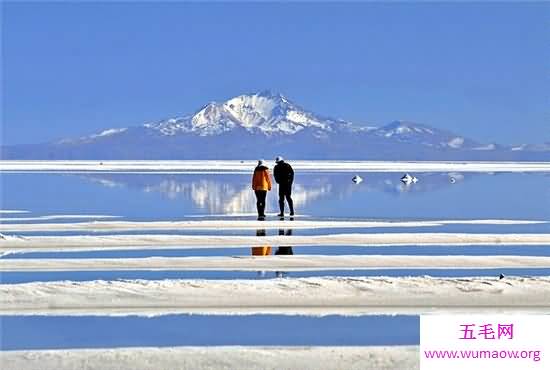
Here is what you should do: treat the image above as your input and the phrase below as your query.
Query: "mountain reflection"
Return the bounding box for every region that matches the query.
[82,174,334,214]
[142,179,332,213]
[79,172,472,214]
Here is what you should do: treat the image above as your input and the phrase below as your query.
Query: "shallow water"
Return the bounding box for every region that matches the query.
[0,314,419,350]
[6,222,550,237]
[2,268,549,284]
[5,244,550,259]
[1,170,549,349]
[2,172,549,220]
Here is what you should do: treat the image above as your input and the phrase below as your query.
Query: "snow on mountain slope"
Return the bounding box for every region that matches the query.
[22,90,548,160]
[143,102,239,136]
[143,90,349,137]
[73,92,479,149]
[58,128,129,144]
[373,120,479,149]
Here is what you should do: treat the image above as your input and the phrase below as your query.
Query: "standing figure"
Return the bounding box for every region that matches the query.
[273,156,295,217]
[251,159,272,220]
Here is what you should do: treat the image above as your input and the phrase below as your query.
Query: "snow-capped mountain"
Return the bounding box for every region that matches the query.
[2,90,549,160]
[143,90,349,137]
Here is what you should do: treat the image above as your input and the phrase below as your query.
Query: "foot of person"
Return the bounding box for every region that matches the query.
[277,213,284,217]
[290,212,295,216]
[257,216,265,221]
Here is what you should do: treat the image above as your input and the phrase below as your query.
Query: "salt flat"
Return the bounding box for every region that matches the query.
[0,210,29,214]
[0,214,121,222]
[0,346,419,370]
[2,255,550,272]
[0,218,545,232]
[2,276,549,316]
[1,160,549,173]
[2,232,549,255]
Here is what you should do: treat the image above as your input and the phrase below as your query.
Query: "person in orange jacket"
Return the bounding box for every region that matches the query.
[251,159,272,220]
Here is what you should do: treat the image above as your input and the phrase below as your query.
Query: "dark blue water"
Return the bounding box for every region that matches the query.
[0,314,419,350]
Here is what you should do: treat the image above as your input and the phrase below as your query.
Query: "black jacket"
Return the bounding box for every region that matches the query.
[274,161,294,185]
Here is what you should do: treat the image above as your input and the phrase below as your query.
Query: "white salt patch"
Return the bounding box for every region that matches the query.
[1,276,549,316]
[1,233,549,255]
[0,346,419,370]
[2,255,549,272]
[0,218,545,232]
[1,160,550,173]
[0,214,121,222]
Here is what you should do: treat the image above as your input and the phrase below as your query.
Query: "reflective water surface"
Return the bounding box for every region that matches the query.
[2,172,549,220]
[0,314,419,350]
[1,170,549,349]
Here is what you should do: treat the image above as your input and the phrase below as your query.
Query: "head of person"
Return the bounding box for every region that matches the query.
[257,159,266,168]
[275,156,284,164]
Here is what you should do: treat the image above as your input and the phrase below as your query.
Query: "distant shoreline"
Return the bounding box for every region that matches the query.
[1,160,550,173]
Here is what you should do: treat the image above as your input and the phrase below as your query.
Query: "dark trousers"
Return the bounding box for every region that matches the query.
[255,190,267,217]
[278,184,294,214]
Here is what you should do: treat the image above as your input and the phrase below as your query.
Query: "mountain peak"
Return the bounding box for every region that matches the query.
[7,90,550,160]
[255,89,285,99]
[227,90,292,110]
[377,120,435,136]
[385,120,429,130]
[144,90,344,137]
[69,92,481,151]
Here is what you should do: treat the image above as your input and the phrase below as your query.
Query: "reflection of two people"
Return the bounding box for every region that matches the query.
[252,229,294,277]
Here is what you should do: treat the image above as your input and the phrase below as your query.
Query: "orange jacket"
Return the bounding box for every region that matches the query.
[252,166,272,191]
[251,246,272,256]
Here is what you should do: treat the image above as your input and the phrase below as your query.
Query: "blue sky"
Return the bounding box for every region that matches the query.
[2,2,548,145]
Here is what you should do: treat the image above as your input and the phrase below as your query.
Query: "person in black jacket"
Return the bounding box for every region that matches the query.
[273,156,295,217]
